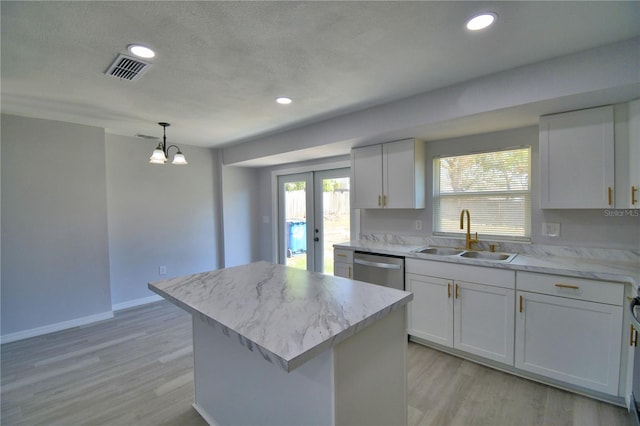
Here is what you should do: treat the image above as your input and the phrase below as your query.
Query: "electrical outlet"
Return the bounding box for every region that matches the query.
[415,220,422,231]
[542,223,560,237]
[159,265,167,275]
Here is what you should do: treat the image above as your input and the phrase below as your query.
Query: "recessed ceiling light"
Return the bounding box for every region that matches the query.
[128,44,155,59]
[466,13,497,31]
[276,97,292,105]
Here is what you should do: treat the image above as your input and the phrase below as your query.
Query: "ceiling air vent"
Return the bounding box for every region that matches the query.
[105,54,151,81]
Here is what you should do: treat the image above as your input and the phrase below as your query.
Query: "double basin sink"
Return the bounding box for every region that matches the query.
[412,247,517,263]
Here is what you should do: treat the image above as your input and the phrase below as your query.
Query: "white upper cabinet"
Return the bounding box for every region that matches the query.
[539,105,614,208]
[352,139,424,209]
[352,144,383,209]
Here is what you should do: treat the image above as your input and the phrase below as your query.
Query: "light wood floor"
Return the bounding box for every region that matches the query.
[1,301,629,425]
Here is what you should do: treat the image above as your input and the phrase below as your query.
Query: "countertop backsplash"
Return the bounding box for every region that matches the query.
[357,233,640,266]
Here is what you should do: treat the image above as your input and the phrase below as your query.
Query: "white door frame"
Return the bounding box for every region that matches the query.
[271,160,354,265]
[312,168,350,273]
[277,172,314,268]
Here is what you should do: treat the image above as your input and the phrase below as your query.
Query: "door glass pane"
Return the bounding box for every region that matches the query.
[321,177,350,274]
[284,180,307,270]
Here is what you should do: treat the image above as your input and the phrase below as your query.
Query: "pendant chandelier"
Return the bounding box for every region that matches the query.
[149,122,187,165]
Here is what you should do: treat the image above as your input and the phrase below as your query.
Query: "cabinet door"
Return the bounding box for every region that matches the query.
[539,105,614,208]
[454,281,515,365]
[406,273,453,347]
[383,139,424,209]
[515,291,622,395]
[352,145,383,209]
[629,99,640,208]
[334,262,352,279]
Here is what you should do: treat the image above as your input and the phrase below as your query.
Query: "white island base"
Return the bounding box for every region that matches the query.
[191,307,408,426]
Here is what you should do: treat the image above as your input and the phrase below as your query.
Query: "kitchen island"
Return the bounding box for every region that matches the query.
[148,261,413,426]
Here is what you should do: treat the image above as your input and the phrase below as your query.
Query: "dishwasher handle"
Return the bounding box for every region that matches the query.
[353,258,402,270]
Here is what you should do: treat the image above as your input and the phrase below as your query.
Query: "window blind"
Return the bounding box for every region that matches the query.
[434,147,531,240]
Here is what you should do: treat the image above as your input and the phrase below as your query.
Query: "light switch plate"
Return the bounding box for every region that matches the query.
[415,220,422,230]
[542,222,560,237]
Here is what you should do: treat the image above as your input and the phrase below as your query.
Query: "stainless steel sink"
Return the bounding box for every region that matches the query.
[459,251,517,262]
[412,247,517,262]
[414,247,464,256]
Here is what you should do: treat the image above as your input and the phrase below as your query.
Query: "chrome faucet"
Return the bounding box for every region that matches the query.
[460,209,479,250]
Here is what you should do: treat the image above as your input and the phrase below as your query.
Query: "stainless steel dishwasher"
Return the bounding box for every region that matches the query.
[353,251,405,290]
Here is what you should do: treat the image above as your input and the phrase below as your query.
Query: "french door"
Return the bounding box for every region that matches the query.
[277,168,350,274]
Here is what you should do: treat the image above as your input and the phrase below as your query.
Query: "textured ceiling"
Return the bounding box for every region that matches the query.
[2,1,640,153]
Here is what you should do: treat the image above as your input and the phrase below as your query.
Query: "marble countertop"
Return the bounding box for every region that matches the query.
[335,240,640,288]
[148,261,412,372]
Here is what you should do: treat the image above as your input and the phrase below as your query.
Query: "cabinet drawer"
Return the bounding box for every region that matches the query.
[334,249,354,263]
[516,271,623,305]
[406,258,514,289]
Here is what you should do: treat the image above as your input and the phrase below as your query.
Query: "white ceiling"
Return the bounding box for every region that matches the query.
[2,1,640,164]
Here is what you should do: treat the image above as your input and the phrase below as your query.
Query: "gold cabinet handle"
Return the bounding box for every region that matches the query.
[555,283,580,290]
[383,195,387,206]
[447,282,451,299]
[633,186,638,205]
[348,266,352,279]
[608,187,613,206]
[455,284,459,299]
[631,324,638,347]
[378,195,382,206]
[519,295,523,313]
[336,253,347,258]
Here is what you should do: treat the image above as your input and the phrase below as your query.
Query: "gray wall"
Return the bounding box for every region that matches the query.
[1,115,112,335]
[1,114,223,338]
[106,134,221,306]
[221,165,260,267]
[361,123,640,250]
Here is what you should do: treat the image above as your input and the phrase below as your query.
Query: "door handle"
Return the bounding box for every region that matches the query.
[630,297,640,330]
[314,237,319,242]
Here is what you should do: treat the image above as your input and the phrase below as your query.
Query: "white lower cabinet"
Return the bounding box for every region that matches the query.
[333,248,353,279]
[406,260,627,398]
[515,272,624,396]
[406,274,453,347]
[455,281,514,364]
[406,259,515,365]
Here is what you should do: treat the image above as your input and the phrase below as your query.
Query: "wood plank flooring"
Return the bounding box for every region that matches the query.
[1,301,629,425]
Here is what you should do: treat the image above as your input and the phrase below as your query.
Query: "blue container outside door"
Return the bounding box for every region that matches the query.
[286,220,306,256]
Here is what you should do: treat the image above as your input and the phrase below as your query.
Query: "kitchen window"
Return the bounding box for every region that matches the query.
[433,147,531,240]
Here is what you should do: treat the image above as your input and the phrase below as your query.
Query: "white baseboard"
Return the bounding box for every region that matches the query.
[0,311,114,344]
[112,294,163,312]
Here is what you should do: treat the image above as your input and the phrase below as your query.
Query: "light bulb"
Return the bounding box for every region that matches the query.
[149,148,167,164]
[172,152,188,165]
[466,13,496,31]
